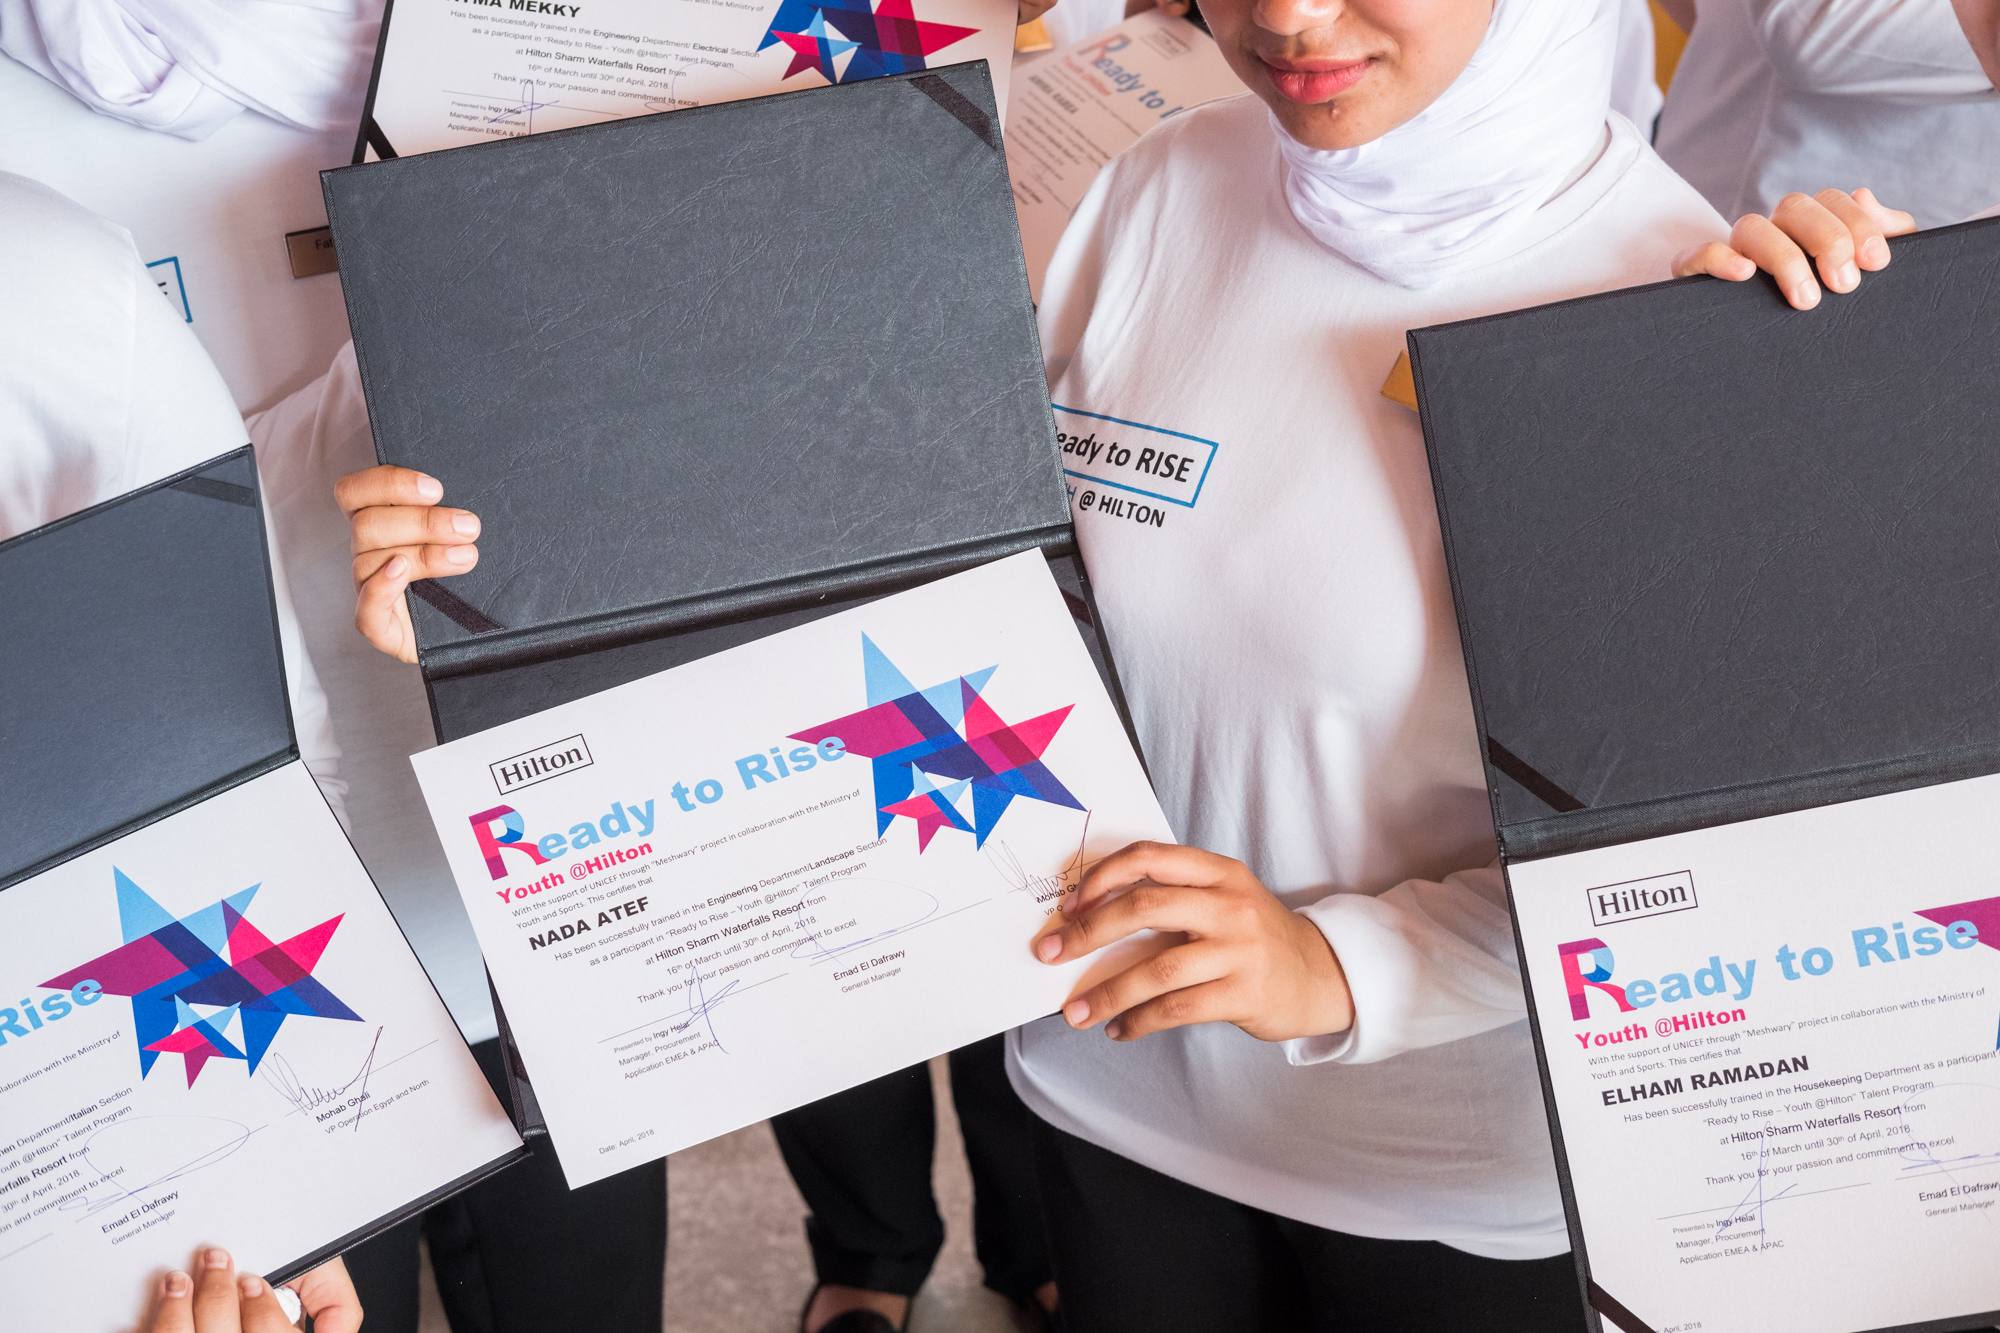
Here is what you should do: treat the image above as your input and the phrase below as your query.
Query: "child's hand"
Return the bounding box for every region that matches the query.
[336,464,481,663]
[1673,188,1917,310]
[145,1249,360,1333]
[1035,842,1353,1043]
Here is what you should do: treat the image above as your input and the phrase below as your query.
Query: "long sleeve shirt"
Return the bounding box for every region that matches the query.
[1006,97,1724,1258]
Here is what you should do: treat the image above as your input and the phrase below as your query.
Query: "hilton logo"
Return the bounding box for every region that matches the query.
[1587,870,1697,927]
[491,734,593,796]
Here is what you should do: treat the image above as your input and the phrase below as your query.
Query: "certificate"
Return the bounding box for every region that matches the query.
[0,764,523,1332]
[367,0,1021,158]
[1511,776,2000,1333]
[410,552,1172,1187]
[1004,9,1242,299]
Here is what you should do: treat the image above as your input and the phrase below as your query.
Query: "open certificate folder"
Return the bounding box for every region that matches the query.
[0,451,523,1332]
[1409,217,2000,1333]
[410,552,1172,1187]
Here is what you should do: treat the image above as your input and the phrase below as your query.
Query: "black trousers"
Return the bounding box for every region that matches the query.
[768,1034,1051,1304]
[1029,1115,1590,1333]
[343,1038,668,1333]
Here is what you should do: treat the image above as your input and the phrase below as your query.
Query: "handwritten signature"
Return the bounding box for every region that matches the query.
[488,79,557,133]
[261,1027,383,1133]
[789,884,939,966]
[986,811,1097,908]
[65,1115,261,1217]
[670,959,739,1054]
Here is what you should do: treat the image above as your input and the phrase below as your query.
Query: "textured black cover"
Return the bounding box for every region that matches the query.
[1411,217,2000,863]
[0,447,528,1259]
[323,61,1068,683]
[0,449,294,889]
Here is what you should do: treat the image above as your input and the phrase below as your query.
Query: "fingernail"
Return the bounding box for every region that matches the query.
[415,474,443,502]
[1063,999,1090,1026]
[164,1272,191,1296]
[1036,934,1062,962]
[1863,237,1889,266]
[205,1248,231,1269]
[445,545,476,566]
[385,554,408,579]
[1836,262,1858,290]
[451,512,480,536]
[241,1276,265,1299]
[1105,1019,1123,1039]
[1792,283,1820,309]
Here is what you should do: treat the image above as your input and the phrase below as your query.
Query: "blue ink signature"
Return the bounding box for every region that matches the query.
[789,885,939,966]
[489,80,558,133]
[1710,1127,1811,1241]
[1892,1081,2000,1182]
[61,1115,261,1217]
[670,958,740,1054]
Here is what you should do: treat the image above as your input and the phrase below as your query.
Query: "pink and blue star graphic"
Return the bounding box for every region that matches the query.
[759,0,978,85]
[41,871,360,1087]
[790,636,1082,851]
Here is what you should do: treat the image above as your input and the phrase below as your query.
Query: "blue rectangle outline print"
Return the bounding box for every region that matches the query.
[1053,405,1219,509]
[146,256,191,323]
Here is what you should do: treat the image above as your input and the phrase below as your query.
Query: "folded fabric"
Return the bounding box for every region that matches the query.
[0,0,380,140]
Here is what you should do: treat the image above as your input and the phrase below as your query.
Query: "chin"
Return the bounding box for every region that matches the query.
[1267,101,1363,152]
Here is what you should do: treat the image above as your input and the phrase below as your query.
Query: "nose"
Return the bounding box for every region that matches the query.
[1249,0,1346,39]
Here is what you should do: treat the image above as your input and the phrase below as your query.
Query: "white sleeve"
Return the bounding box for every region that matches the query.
[1751,0,1995,101]
[1285,862,1527,1065]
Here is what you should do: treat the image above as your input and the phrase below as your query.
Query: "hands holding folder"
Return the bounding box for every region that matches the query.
[328,185,1914,1063]
[142,1252,359,1333]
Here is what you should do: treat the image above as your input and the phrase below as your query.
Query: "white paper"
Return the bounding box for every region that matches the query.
[410,552,1172,1187]
[368,0,1020,159]
[1004,10,1242,300]
[0,763,522,1332]
[1510,776,2000,1333]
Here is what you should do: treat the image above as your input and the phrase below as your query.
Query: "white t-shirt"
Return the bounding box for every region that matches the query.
[0,170,341,808]
[1656,0,2000,228]
[1006,96,1724,1260]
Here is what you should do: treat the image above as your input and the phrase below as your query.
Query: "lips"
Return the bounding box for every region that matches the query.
[1260,57,1372,104]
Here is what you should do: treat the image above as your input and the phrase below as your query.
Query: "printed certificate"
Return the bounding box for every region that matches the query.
[410,552,1172,1187]
[1512,776,2000,1333]
[368,0,1020,158]
[1004,9,1242,299]
[0,764,522,1332]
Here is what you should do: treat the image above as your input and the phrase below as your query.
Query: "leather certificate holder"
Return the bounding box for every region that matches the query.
[1412,217,2000,864]
[324,62,1140,1131]
[0,448,527,1277]
[1409,217,2000,1333]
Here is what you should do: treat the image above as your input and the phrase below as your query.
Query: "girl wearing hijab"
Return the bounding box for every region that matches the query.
[335,1,1904,1326]
[1010,0,1908,1328]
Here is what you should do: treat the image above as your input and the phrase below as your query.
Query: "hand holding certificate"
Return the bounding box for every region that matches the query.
[411,553,1174,1186]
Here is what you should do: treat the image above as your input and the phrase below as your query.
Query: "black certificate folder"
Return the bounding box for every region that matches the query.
[1411,218,2000,1333]
[322,60,1132,748]
[0,450,525,1311]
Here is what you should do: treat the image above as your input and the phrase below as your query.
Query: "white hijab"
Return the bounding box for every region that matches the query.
[0,0,380,141]
[1273,0,1618,288]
